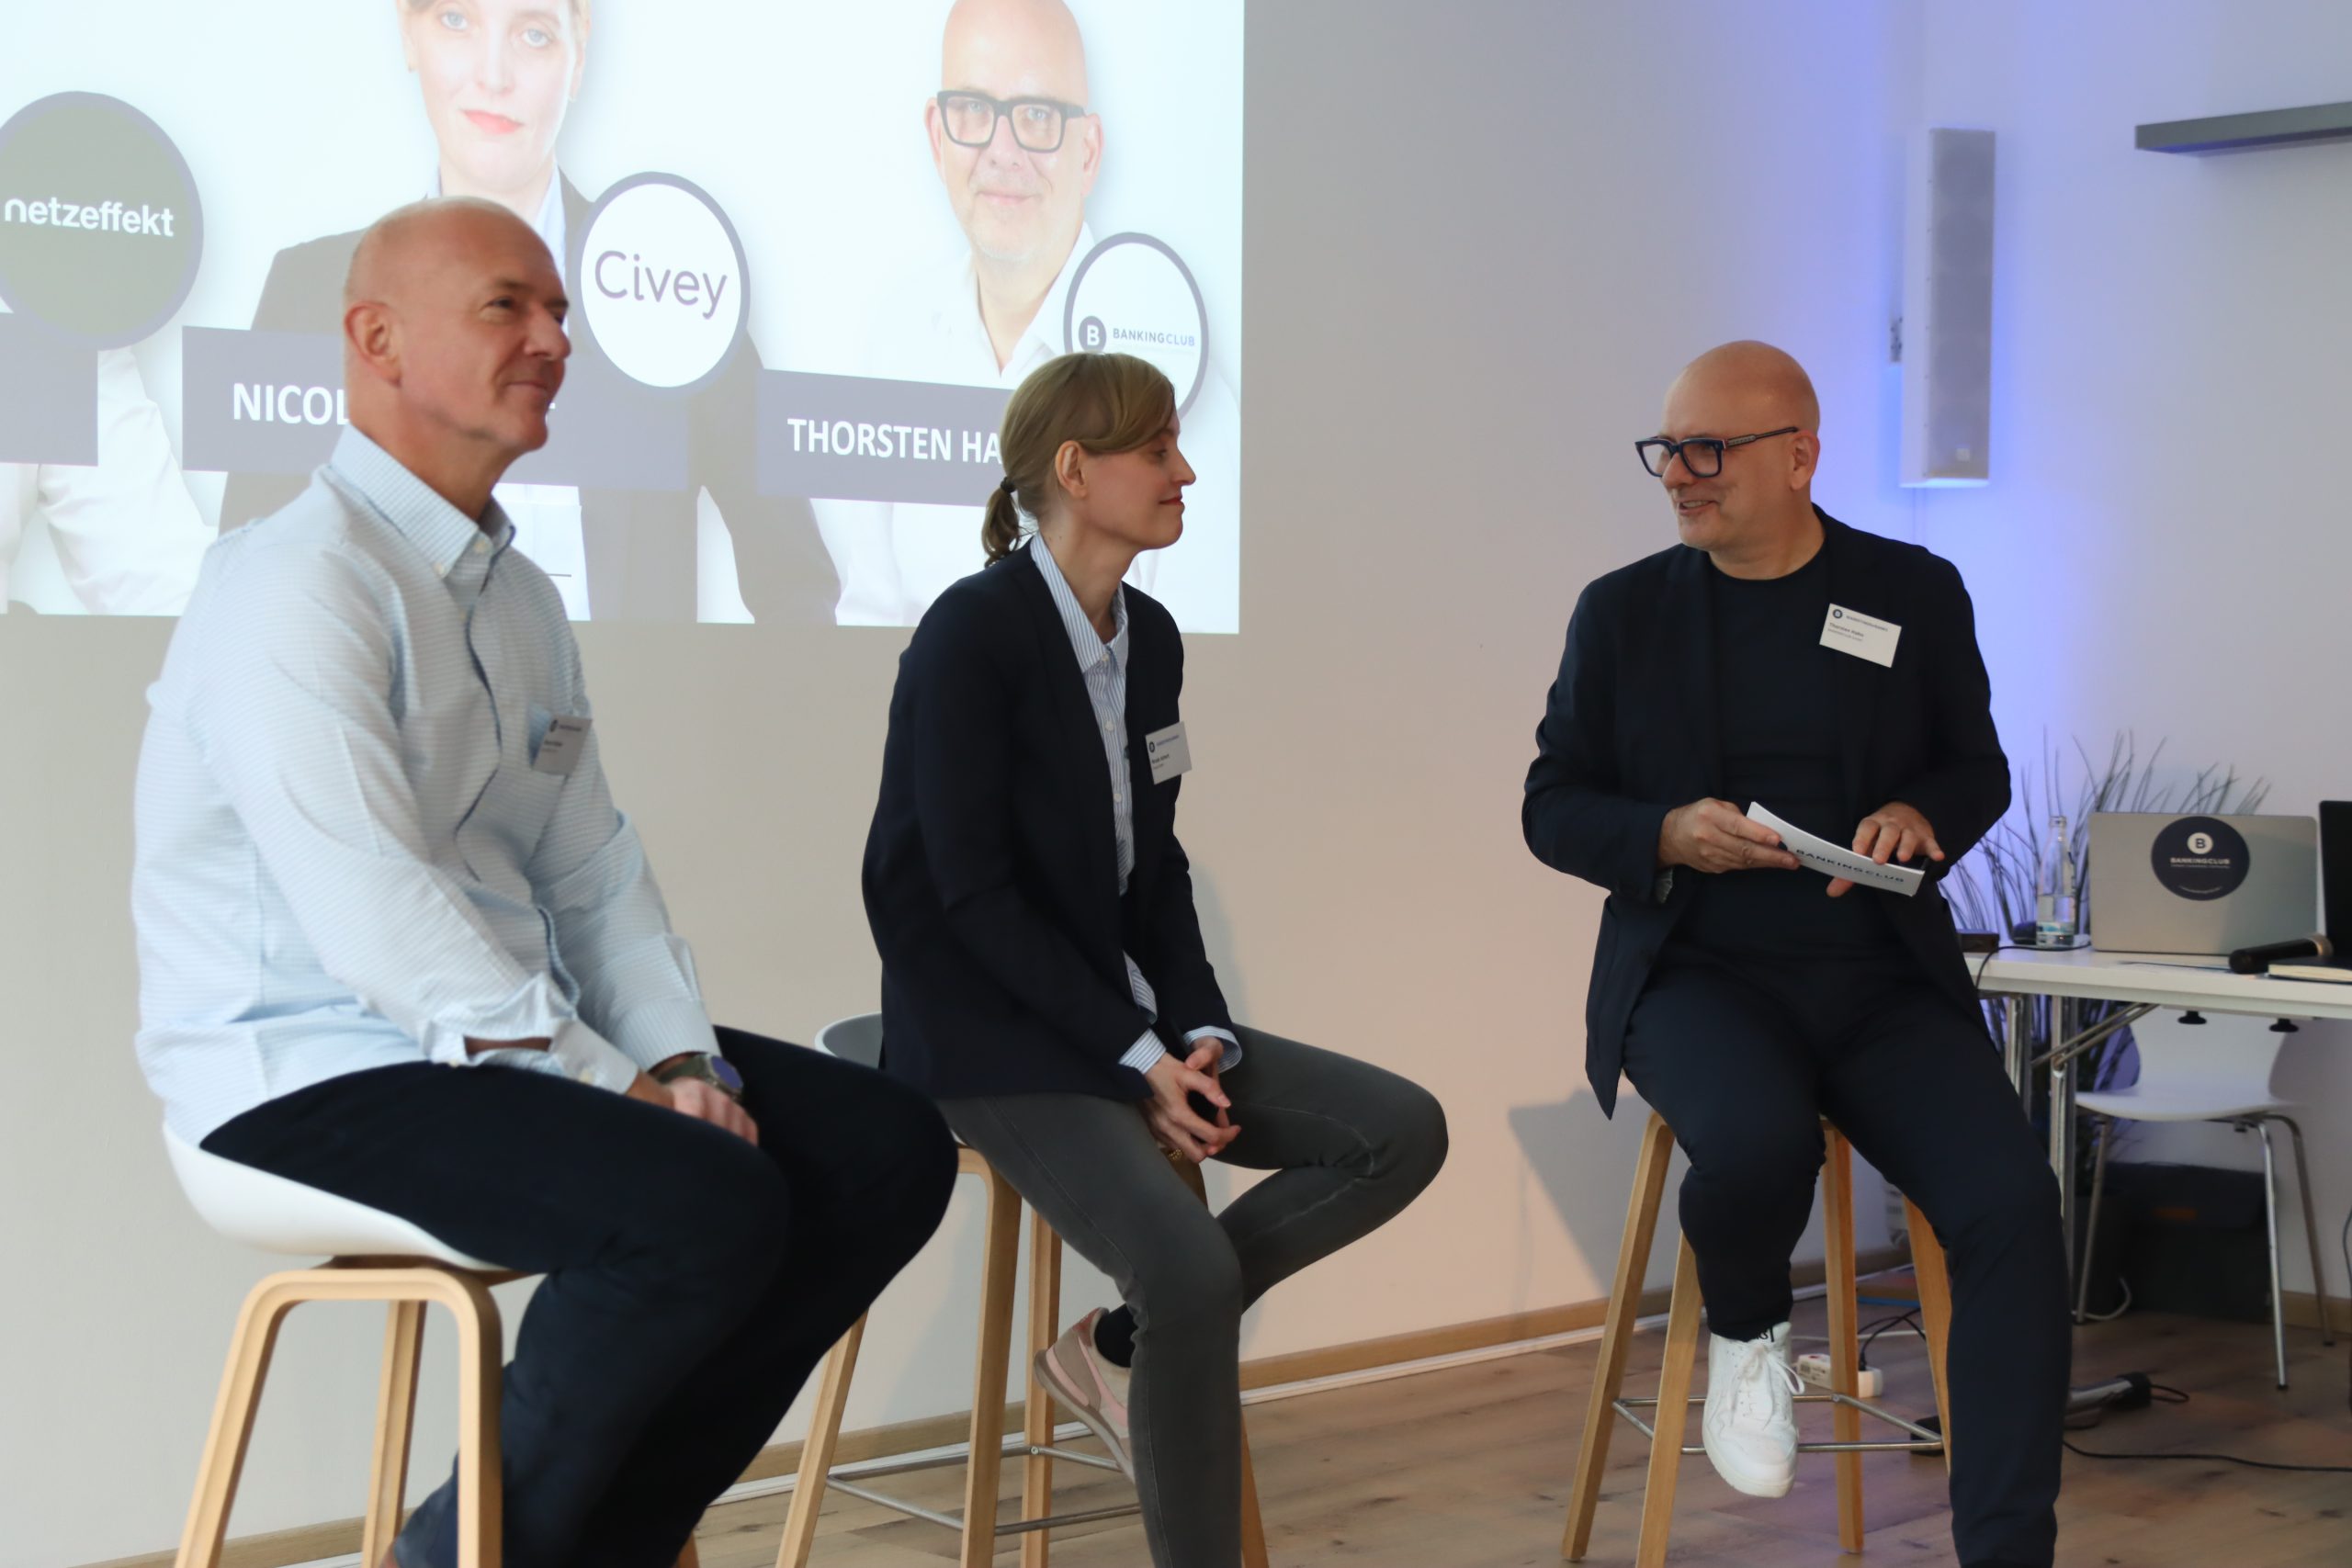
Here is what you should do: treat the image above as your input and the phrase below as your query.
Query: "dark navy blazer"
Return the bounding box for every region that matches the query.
[1523,510,2011,1114]
[864,549,1233,1100]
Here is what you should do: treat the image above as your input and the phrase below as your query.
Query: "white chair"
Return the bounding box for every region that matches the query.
[777,1014,1271,1568]
[2075,1010,2337,1387]
[164,1128,701,1568]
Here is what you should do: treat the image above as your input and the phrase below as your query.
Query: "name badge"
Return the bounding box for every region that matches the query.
[1144,721,1193,784]
[532,715,593,776]
[1820,604,1902,668]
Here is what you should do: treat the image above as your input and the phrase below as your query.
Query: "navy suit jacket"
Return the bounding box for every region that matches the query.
[1522,510,2010,1114]
[863,548,1233,1100]
[220,177,838,623]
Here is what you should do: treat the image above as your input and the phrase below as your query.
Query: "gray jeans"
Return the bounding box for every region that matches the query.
[941,1026,1448,1568]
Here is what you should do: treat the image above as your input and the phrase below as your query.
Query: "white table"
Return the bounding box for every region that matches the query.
[1973,946,2352,1274]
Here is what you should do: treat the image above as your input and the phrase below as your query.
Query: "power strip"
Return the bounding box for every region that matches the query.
[1795,1352,1884,1399]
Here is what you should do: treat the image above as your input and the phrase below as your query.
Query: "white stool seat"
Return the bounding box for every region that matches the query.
[2076,1086,2287,1122]
[164,1127,497,1270]
[812,1012,884,1069]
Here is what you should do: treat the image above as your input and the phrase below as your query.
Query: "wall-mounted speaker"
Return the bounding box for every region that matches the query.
[1899,127,1996,487]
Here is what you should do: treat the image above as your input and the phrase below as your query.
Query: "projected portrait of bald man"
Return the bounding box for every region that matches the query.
[926,0,1102,376]
[823,0,1240,631]
[220,0,837,624]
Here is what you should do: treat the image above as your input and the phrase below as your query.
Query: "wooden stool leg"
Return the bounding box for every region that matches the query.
[441,1272,505,1568]
[1822,1131,1864,1555]
[1021,1213,1064,1568]
[362,1301,428,1568]
[962,1164,1023,1568]
[1905,1198,1955,1470]
[1563,1111,1677,1561]
[1238,1414,1271,1568]
[175,1277,304,1568]
[775,1315,868,1568]
[1634,1235,1704,1568]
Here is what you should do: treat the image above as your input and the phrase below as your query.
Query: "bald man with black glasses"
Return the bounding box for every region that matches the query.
[1523,342,2068,1568]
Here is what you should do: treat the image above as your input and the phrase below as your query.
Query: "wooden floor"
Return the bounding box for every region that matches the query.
[694,1299,2352,1568]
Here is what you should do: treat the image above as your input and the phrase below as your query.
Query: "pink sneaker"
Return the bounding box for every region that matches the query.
[1033,1307,1136,1479]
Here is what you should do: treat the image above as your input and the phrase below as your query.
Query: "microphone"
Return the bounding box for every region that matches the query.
[2228,934,2333,975]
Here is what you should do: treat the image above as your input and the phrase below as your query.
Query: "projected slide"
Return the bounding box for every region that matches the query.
[0,1,1243,628]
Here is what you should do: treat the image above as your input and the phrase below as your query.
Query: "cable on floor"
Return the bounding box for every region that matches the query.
[2064,1382,2352,1473]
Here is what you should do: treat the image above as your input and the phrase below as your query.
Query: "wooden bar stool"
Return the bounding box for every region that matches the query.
[1561,1112,1954,1566]
[777,1015,1271,1568]
[164,1128,700,1568]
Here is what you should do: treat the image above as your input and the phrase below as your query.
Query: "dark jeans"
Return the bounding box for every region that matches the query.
[1620,951,2069,1568]
[202,1028,956,1568]
[940,1026,1448,1568]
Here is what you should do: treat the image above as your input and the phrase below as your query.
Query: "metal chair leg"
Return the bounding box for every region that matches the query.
[2253,1120,2289,1389]
[2075,1116,2112,1323]
[2273,1115,2337,1344]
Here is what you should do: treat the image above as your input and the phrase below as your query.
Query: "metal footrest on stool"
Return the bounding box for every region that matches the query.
[820,1434,1141,1537]
[1613,1390,1944,1456]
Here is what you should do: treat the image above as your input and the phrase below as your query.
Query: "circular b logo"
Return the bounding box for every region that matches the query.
[573,174,746,392]
[0,93,203,347]
[2150,816,2250,902]
[1063,232,1209,414]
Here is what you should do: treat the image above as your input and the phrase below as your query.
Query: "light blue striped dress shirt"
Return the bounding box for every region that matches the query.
[133,428,716,1144]
[1024,537,1238,1077]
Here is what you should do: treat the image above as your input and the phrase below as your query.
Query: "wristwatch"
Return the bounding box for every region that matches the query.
[653,1054,746,1103]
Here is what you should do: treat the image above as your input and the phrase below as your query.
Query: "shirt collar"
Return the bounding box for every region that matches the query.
[326,426,512,579]
[954,221,1096,382]
[1026,533,1126,672]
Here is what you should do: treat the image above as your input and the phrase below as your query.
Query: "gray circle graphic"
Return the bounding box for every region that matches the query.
[568,171,750,397]
[1062,231,1209,415]
[0,93,204,348]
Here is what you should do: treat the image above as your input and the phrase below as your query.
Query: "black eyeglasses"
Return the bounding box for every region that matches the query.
[935,90,1090,152]
[1634,426,1801,479]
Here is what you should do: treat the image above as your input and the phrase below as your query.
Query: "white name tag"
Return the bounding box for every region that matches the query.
[1144,721,1193,784]
[1820,604,1902,667]
[531,715,593,776]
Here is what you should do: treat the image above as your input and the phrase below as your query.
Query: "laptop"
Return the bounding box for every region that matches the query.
[2268,800,2352,982]
[2088,812,2316,956]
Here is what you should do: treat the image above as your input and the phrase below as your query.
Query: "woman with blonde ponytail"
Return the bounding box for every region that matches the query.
[861,353,1448,1568]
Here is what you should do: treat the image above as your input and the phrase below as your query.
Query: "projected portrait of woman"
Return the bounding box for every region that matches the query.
[220,0,837,624]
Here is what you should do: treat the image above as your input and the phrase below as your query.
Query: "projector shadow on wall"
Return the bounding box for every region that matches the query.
[1508,1093,1688,1309]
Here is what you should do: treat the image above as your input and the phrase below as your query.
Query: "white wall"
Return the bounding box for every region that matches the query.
[3,4,1941,1562]
[1911,0,2352,1301]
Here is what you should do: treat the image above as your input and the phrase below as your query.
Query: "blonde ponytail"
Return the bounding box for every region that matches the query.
[980,477,1025,565]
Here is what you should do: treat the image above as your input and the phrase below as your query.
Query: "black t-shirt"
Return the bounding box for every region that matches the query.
[1669,549,1902,961]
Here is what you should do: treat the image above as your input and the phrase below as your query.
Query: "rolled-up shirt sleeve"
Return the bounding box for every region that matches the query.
[186,545,634,1085]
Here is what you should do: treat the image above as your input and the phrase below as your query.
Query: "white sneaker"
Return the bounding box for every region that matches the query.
[1701,1321,1801,1498]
